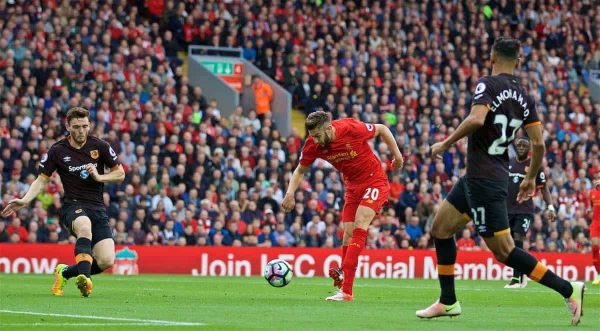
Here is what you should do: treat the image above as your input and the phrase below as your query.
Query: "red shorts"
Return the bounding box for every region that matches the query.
[341,178,390,223]
[591,219,600,238]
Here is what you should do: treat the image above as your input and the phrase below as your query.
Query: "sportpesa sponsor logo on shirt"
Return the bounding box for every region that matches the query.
[68,163,98,172]
[509,171,526,183]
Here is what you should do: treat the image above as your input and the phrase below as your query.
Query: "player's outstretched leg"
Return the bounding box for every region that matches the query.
[489,235,585,326]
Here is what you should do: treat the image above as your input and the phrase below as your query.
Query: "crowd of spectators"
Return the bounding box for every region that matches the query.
[0,0,599,254]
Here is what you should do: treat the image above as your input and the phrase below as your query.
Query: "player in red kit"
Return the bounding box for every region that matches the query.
[281,111,403,301]
[590,172,600,285]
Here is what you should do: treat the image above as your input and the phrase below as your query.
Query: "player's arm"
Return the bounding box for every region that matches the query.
[541,181,556,221]
[1,175,50,217]
[375,124,403,169]
[281,164,310,212]
[3,148,57,217]
[430,105,488,159]
[87,164,126,183]
[283,139,316,212]
[538,170,556,221]
[517,123,545,203]
[541,181,553,208]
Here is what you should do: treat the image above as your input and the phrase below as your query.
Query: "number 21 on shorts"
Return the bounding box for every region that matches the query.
[363,188,379,201]
[471,207,485,226]
[471,207,487,233]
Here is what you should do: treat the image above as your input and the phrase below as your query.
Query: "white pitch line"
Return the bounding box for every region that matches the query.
[0,323,162,326]
[0,310,206,326]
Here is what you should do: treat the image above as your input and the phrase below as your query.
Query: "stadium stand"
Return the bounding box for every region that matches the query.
[0,0,598,254]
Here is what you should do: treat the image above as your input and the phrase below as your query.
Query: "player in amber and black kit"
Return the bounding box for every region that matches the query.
[1,107,125,297]
[505,136,555,288]
[415,37,585,326]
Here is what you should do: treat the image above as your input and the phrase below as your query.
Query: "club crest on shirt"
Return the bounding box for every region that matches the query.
[90,150,99,159]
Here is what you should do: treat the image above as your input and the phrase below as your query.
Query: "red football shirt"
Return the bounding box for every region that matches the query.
[299,119,386,188]
[591,189,600,222]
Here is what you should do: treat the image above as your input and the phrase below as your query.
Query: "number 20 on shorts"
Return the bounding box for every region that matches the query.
[363,188,379,201]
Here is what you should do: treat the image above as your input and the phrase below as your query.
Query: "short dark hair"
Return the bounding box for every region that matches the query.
[515,135,530,143]
[65,107,90,124]
[492,37,520,60]
[305,111,330,131]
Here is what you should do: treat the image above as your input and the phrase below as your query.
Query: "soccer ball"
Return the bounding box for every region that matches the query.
[263,259,293,287]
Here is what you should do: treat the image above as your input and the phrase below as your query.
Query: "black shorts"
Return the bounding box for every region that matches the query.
[508,214,533,235]
[446,177,509,238]
[60,202,113,247]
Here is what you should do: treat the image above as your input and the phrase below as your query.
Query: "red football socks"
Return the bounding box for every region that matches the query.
[341,245,348,266]
[341,228,367,295]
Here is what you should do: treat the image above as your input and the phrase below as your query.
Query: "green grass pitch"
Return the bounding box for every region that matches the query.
[1,274,598,330]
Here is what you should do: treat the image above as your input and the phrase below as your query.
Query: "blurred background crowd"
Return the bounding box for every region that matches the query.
[0,0,599,254]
